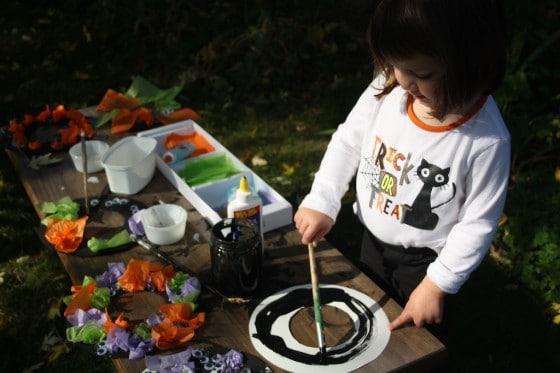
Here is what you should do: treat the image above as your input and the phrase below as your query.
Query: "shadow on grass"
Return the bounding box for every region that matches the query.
[447,258,560,371]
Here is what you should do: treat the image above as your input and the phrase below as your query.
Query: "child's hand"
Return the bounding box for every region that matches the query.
[294,207,334,245]
[388,276,446,331]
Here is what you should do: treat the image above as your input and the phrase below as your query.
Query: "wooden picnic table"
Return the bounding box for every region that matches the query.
[4,123,446,372]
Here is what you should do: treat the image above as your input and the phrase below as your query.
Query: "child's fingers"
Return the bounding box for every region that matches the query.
[388,310,415,331]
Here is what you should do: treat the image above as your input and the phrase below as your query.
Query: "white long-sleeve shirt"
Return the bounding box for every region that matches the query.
[300,78,510,294]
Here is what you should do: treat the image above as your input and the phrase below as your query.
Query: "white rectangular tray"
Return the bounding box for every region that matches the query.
[138,120,293,232]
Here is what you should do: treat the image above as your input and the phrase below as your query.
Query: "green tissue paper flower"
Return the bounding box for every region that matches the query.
[87,229,132,253]
[66,321,106,344]
[91,287,111,310]
[37,196,80,225]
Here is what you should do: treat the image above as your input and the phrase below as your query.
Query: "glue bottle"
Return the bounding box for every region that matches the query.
[227,176,264,243]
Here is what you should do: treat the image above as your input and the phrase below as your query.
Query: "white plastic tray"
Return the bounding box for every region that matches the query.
[138,120,293,233]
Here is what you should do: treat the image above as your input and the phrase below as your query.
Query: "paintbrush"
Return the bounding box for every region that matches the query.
[80,132,89,215]
[308,242,327,359]
[129,233,179,268]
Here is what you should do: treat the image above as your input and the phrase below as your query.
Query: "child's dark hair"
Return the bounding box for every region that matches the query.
[368,0,506,119]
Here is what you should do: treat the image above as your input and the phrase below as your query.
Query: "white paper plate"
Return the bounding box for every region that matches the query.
[249,284,390,372]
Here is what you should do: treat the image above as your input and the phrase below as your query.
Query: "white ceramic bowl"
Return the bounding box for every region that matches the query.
[142,204,188,245]
[69,140,109,173]
[101,136,157,195]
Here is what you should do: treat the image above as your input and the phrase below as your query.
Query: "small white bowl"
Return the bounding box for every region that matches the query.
[69,140,109,173]
[101,136,157,195]
[142,204,187,245]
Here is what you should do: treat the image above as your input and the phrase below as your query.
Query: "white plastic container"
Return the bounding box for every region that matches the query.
[69,140,109,173]
[142,204,188,245]
[227,176,264,239]
[141,204,187,245]
[101,136,157,195]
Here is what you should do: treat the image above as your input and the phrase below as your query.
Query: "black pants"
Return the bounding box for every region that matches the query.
[359,229,453,345]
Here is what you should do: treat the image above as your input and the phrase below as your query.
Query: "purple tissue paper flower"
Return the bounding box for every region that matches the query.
[128,334,155,360]
[128,209,146,236]
[96,262,125,289]
[146,313,163,327]
[106,326,131,353]
[165,276,201,303]
[183,276,201,293]
[66,308,106,327]
[224,349,244,372]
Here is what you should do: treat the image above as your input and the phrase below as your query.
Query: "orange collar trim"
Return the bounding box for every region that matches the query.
[407,94,487,132]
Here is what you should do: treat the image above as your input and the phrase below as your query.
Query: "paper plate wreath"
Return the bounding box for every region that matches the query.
[3,104,95,154]
[62,259,205,360]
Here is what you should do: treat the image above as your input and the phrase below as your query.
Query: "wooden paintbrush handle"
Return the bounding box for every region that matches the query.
[308,242,327,357]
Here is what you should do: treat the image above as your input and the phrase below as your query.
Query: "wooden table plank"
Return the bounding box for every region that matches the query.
[5,135,446,372]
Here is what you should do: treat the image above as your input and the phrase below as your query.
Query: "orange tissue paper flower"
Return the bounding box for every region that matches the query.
[52,104,67,122]
[151,318,196,351]
[118,259,176,292]
[110,107,136,134]
[160,303,194,324]
[135,107,154,126]
[151,303,205,350]
[35,105,52,122]
[44,216,88,253]
[103,310,130,333]
[109,107,155,135]
[22,114,34,126]
[96,88,141,112]
[64,281,96,317]
[28,140,43,151]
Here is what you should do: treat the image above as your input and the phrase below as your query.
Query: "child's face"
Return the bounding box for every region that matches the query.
[390,55,443,110]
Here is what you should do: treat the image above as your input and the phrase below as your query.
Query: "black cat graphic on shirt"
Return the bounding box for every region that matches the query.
[403,159,456,230]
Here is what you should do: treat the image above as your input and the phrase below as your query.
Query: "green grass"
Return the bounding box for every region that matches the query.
[1,1,560,372]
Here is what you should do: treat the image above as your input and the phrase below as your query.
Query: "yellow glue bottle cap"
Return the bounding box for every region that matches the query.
[239,176,250,193]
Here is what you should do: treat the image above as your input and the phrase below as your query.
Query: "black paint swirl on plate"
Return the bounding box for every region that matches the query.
[251,287,374,365]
